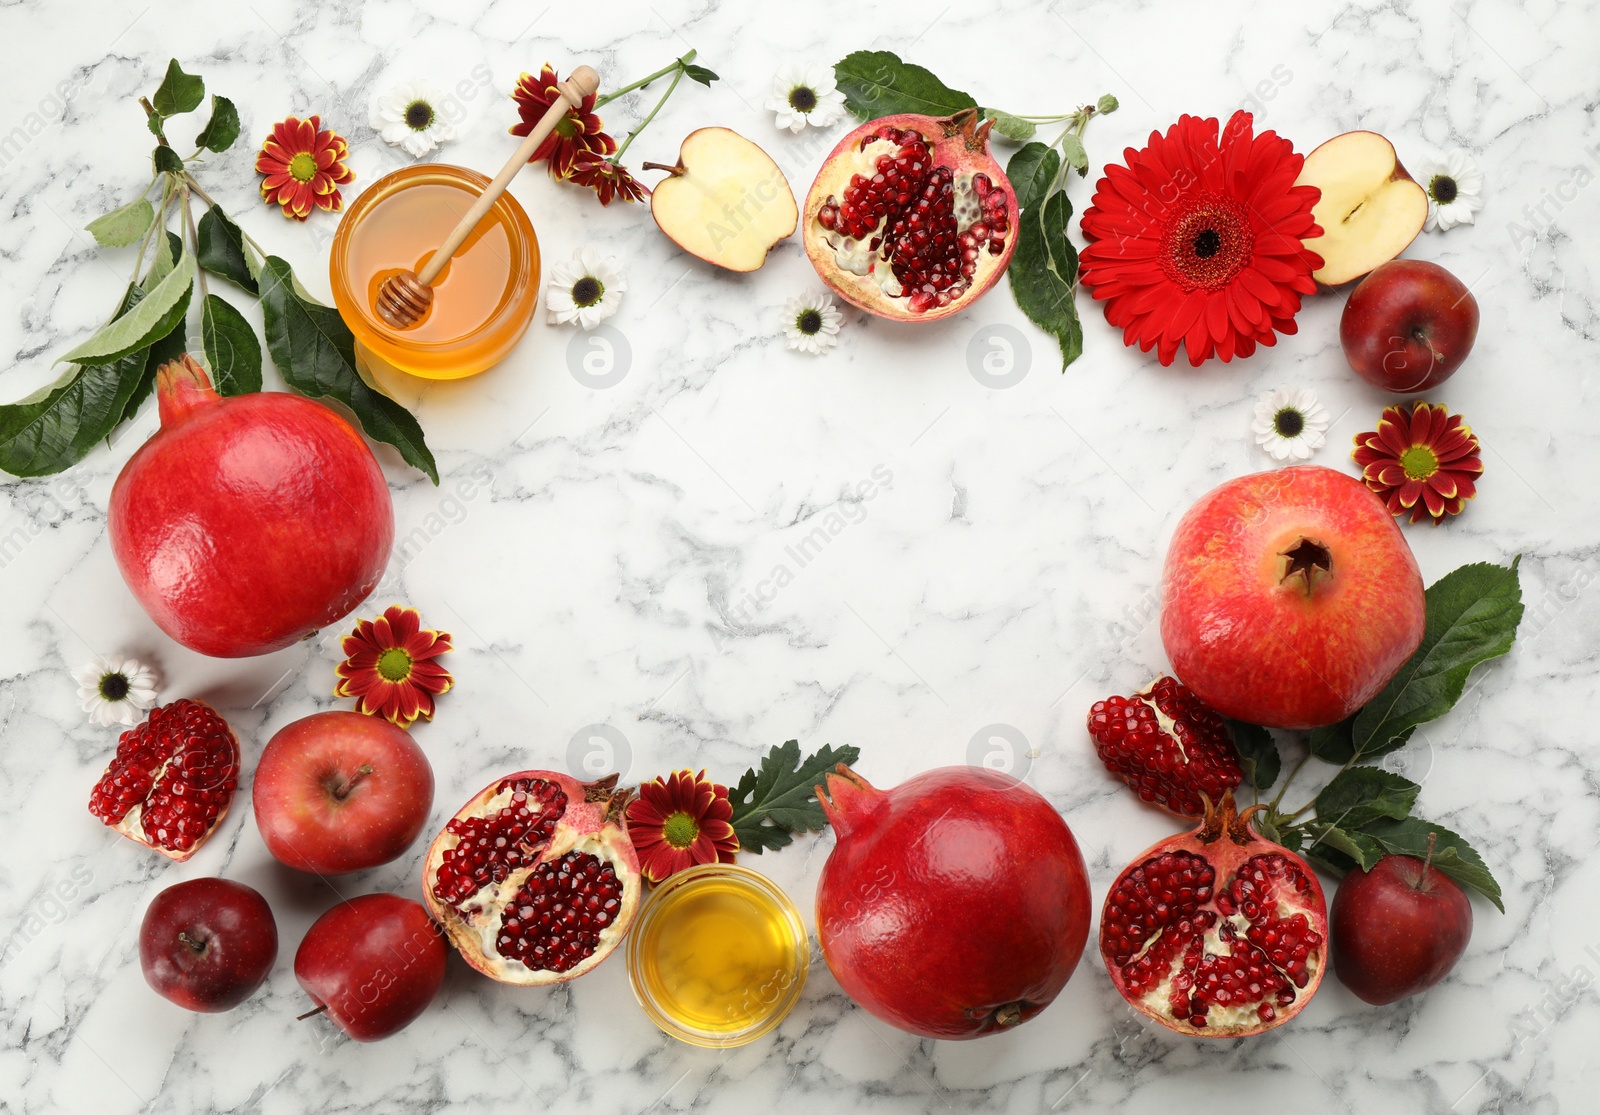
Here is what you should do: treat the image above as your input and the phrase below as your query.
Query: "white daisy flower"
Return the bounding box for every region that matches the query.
[783,291,843,354]
[546,246,626,329]
[73,655,159,728]
[1418,149,1484,232]
[765,63,847,134]
[370,78,459,158]
[1252,387,1329,462]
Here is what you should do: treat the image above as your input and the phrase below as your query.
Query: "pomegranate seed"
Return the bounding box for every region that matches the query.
[1087,676,1245,818]
[431,778,568,909]
[495,851,625,973]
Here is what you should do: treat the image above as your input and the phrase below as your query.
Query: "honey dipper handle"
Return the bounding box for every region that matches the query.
[415,65,600,286]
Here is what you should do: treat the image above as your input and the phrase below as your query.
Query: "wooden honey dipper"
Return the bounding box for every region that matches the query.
[374,65,600,329]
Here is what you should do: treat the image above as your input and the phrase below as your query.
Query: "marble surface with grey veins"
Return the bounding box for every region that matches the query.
[2,0,1598,1111]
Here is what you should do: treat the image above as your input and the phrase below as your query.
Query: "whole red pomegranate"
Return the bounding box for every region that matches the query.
[422,770,641,985]
[109,354,393,658]
[1100,794,1328,1037]
[803,109,1018,321]
[1161,465,1425,729]
[814,765,1091,1039]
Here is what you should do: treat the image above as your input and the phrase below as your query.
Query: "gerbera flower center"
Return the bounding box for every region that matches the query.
[1429,174,1458,204]
[661,810,701,850]
[1400,444,1441,480]
[788,85,818,112]
[1160,193,1255,291]
[98,673,130,701]
[405,101,434,130]
[376,647,414,682]
[1274,408,1306,437]
[796,308,823,335]
[571,276,603,307]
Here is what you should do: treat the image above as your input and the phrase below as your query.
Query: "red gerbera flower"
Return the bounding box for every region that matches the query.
[255,114,354,221]
[1352,401,1483,524]
[334,605,454,728]
[625,769,740,884]
[511,65,617,179]
[568,153,650,206]
[1079,111,1323,366]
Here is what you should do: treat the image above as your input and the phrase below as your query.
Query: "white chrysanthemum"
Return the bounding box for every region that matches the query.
[546,246,626,329]
[370,78,459,158]
[72,655,159,728]
[1418,148,1484,233]
[783,291,843,355]
[765,62,847,134]
[1252,387,1330,462]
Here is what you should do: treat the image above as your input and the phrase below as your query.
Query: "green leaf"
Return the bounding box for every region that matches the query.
[257,256,438,483]
[1309,717,1355,764]
[1305,824,1381,871]
[1315,767,1419,830]
[194,95,240,152]
[85,197,155,248]
[1097,94,1120,115]
[196,206,259,295]
[122,314,187,425]
[681,63,718,87]
[142,230,183,292]
[1008,189,1082,370]
[1361,818,1504,911]
[1349,559,1525,760]
[151,59,204,117]
[147,113,165,139]
[1007,143,1060,215]
[58,253,193,367]
[833,50,977,121]
[1059,133,1088,176]
[0,287,155,476]
[152,145,183,174]
[985,110,1036,143]
[201,295,262,396]
[727,740,862,853]
[1224,719,1280,790]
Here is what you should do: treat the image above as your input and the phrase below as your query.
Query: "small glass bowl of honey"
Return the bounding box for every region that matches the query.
[329,164,539,380]
[626,864,809,1047]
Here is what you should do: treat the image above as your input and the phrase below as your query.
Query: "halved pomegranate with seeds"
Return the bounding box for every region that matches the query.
[1087,675,1244,819]
[88,699,240,861]
[803,108,1019,321]
[421,770,641,985]
[1100,793,1327,1037]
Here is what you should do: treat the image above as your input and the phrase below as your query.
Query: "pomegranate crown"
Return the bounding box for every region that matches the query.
[155,353,220,427]
[1195,792,1266,846]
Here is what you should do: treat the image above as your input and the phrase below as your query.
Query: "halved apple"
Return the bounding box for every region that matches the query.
[1294,131,1428,286]
[643,128,797,272]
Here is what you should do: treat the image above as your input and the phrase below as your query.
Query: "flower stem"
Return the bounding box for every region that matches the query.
[594,49,696,109]
[611,64,684,164]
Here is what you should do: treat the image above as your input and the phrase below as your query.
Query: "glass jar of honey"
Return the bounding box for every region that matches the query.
[329,164,539,380]
[626,864,810,1047]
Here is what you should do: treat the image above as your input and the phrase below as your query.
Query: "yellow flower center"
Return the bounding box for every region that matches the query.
[376,647,413,682]
[661,810,701,850]
[1400,445,1440,481]
[288,151,319,182]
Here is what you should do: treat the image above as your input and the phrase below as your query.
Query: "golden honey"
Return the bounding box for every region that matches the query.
[627,865,808,1046]
[329,164,539,380]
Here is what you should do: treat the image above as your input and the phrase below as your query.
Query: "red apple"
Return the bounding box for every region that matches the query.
[253,711,434,874]
[140,878,277,1012]
[294,893,447,1041]
[1161,465,1425,729]
[1341,260,1480,393]
[1332,843,1473,1004]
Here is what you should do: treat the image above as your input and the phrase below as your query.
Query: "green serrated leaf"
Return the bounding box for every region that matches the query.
[1059,133,1088,175]
[681,64,718,87]
[196,206,259,295]
[85,197,155,248]
[201,295,262,396]
[1309,717,1355,764]
[1007,143,1060,215]
[194,94,240,153]
[258,256,438,483]
[727,740,862,854]
[1224,719,1280,790]
[985,110,1036,143]
[147,113,165,139]
[1315,767,1418,831]
[143,230,183,292]
[833,50,977,121]
[152,145,183,174]
[1009,189,1082,370]
[152,59,204,117]
[58,253,192,368]
[1361,818,1504,911]
[1349,559,1524,760]
[1307,823,1384,871]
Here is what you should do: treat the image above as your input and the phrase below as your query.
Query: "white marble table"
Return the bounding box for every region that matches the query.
[3,0,1597,1111]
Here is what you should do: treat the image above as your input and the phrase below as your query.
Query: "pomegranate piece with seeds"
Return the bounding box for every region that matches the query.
[1100,793,1327,1037]
[803,108,1019,322]
[88,699,240,861]
[422,770,641,986]
[1087,675,1245,819]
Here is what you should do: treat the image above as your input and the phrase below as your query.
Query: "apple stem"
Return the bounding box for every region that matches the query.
[1418,831,1438,889]
[333,764,376,800]
[177,931,205,956]
[296,1003,329,1022]
[640,161,684,177]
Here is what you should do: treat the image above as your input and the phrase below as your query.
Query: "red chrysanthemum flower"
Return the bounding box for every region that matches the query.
[255,114,355,221]
[568,153,650,206]
[625,769,740,884]
[334,605,454,728]
[1352,401,1483,524]
[511,65,617,179]
[1079,110,1324,366]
